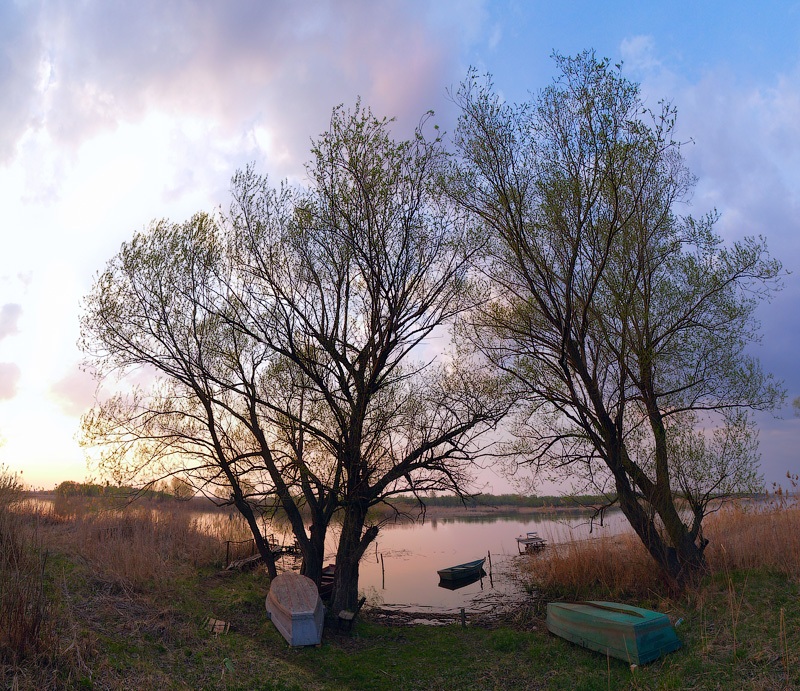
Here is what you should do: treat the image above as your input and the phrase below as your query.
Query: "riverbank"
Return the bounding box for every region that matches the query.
[3,496,798,689]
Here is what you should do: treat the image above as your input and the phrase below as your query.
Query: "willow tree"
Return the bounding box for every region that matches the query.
[226,104,510,611]
[449,52,784,586]
[79,213,343,580]
[81,103,510,610]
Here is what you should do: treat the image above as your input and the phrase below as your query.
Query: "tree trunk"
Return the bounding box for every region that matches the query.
[232,494,278,578]
[614,472,706,590]
[299,519,327,584]
[329,501,378,613]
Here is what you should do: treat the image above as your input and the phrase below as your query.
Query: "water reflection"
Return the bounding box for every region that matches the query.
[353,510,630,612]
[437,569,487,591]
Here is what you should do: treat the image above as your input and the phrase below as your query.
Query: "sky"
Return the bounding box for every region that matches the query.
[1,0,799,493]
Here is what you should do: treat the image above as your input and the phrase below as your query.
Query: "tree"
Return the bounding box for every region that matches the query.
[170,475,195,501]
[226,103,511,611]
[81,214,288,578]
[448,52,784,586]
[81,102,510,609]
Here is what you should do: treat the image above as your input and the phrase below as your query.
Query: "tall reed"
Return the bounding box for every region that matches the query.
[521,532,664,600]
[0,467,52,665]
[72,502,229,594]
[704,503,800,578]
[520,501,800,599]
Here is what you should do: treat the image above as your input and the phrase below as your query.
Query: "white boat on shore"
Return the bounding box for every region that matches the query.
[265,572,324,646]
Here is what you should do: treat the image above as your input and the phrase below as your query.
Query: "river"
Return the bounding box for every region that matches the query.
[329,510,632,614]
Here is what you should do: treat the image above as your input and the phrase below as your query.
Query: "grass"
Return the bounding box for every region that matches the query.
[1,485,798,690]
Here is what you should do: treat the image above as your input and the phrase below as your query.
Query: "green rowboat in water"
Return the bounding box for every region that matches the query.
[546,601,681,665]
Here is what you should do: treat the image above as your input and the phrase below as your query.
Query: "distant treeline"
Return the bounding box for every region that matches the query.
[53,481,170,500]
[394,493,616,509]
[394,491,766,509]
[49,482,764,509]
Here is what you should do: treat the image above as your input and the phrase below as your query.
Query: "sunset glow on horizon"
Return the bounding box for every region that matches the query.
[2,1,799,492]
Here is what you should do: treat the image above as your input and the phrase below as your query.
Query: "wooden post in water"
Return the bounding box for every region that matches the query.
[380,553,385,589]
[487,549,493,587]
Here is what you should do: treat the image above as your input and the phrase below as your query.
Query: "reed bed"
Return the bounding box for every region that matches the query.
[704,502,800,577]
[521,500,800,600]
[521,532,664,600]
[0,470,54,667]
[70,504,236,594]
[3,493,268,688]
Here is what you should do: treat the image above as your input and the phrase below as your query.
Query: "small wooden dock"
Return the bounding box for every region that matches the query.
[224,536,301,570]
[516,531,547,554]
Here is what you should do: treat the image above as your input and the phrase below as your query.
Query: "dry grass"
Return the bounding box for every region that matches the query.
[2,488,798,689]
[2,493,262,688]
[0,469,55,668]
[704,502,800,577]
[67,503,243,594]
[13,496,256,598]
[520,499,800,600]
[521,532,666,601]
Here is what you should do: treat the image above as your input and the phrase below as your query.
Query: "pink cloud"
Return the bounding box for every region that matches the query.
[22,2,464,169]
[50,366,97,417]
[0,363,21,400]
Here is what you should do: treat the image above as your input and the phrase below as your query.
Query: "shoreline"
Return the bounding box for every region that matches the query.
[373,502,615,521]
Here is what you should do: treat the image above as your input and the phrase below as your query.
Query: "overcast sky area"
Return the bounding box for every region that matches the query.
[1,0,799,493]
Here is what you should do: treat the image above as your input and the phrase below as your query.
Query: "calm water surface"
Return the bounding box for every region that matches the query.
[339,511,632,612]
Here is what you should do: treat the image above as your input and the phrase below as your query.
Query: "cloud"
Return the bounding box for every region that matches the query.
[623,39,800,487]
[50,366,97,417]
[13,1,467,176]
[0,1,479,215]
[0,363,20,400]
[0,304,22,340]
[0,2,42,163]
[620,35,661,73]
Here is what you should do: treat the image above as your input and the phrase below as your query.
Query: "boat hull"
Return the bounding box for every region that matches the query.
[266,573,324,646]
[436,557,486,582]
[318,564,335,600]
[546,601,681,665]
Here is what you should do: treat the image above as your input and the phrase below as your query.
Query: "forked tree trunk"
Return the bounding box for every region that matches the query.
[615,475,706,590]
[299,520,327,584]
[329,501,378,613]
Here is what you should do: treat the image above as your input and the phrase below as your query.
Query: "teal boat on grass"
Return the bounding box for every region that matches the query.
[546,601,681,665]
